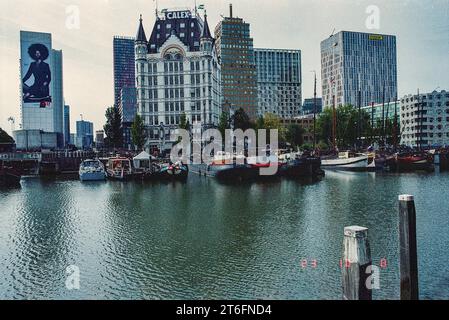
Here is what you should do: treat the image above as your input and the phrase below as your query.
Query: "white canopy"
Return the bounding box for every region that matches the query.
[133,151,151,161]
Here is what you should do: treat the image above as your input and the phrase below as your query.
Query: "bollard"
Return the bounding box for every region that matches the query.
[398,195,419,300]
[342,226,372,300]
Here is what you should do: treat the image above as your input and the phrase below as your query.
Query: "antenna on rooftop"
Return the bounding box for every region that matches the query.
[330,28,336,37]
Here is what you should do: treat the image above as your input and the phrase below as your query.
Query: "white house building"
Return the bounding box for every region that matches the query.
[135,9,222,154]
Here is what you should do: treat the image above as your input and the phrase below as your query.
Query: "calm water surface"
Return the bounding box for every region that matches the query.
[1,171,448,300]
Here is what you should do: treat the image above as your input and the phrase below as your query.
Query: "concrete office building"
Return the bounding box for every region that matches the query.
[400,90,449,147]
[255,49,302,118]
[16,31,64,150]
[214,4,258,120]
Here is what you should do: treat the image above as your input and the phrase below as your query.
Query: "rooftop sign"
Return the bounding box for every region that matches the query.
[164,10,192,20]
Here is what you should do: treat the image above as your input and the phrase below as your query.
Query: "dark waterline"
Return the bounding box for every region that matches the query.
[1,171,448,300]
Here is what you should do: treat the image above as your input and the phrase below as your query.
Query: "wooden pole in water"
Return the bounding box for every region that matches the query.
[398,194,419,300]
[342,226,372,300]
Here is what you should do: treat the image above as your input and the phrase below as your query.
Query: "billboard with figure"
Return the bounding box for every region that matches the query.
[21,34,52,108]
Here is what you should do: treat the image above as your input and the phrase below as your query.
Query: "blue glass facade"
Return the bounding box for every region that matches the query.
[76,120,94,149]
[113,37,135,109]
[321,31,397,109]
[120,87,137,150]
[302,98,323,115]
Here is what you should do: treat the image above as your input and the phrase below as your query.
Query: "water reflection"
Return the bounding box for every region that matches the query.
[0,172,448,299]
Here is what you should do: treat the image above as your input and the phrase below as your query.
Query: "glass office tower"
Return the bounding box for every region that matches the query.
[321,31,397,109]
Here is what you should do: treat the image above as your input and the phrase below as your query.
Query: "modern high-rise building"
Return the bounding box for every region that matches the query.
[135,8,222,153]
[76,120,94,150]
[113,36,136,109]
[15,31,64,150]
[120,87,137,150]
[302,98,323,115]
[321,31,397,109]
[400,90,449,147]
[214,4,258,120]
[63,104,71,146]
[254,49,302,119]
[95,130,105,149]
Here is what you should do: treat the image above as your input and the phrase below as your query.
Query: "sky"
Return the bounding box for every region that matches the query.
[1,0,448,135]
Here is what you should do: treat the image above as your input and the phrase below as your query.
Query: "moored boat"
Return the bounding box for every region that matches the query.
[79,159,106,181]
[395,152,434,172]
[190,152,254,181]
[158,161,189,180]
[321,151,369,172]
[0,161,21,187]
[279,152,324,177]
[106,157,133,180]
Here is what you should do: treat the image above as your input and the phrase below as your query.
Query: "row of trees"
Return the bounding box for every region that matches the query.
[103,104,399,153]
[315,105,400,150]
[218,109,305,148]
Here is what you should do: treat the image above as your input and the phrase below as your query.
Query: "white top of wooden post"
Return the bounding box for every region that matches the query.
[399,195,414,201]
[344,226,368,238]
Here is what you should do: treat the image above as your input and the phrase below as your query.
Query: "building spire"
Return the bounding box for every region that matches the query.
[201,11,213,40]
[136,14,147,43]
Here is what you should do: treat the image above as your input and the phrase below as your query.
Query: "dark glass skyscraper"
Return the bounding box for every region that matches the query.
[113,36,136,109]
[214,5,258,120]
[63,104,70,146]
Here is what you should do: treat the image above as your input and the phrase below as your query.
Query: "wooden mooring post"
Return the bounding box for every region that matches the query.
[398,195,419,300]
[342,226,372,300]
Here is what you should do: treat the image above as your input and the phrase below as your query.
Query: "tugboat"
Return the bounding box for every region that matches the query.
[79,159,106,181]
[106,157,133,180]
[0,161,21,187]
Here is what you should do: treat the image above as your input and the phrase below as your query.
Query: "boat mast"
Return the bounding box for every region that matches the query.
[381,84,386,146]
[393,98,398,151]
[357,74,362,150]
[313,71,317,151]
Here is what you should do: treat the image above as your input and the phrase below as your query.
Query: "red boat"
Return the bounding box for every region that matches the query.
[395,152,434,172]
[0,161,21,187]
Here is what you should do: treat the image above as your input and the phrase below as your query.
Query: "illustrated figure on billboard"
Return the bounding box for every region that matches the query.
[22,43,52,106]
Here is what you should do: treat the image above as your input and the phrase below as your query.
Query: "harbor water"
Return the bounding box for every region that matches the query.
[1,171,448,300]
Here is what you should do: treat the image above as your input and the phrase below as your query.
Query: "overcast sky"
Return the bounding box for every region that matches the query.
[1,0,448,135]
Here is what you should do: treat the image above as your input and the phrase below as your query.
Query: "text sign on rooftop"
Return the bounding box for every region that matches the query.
[165,10,192,20]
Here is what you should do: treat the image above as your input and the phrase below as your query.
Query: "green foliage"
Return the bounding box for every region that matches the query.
[285,124,305,147]
[131,114,146,151]
[231,108,253,131]
[103,106,123,149]
[218,112,230,138]
[316,105,371,149]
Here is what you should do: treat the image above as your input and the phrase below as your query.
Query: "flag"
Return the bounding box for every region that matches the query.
[198,4,205,10]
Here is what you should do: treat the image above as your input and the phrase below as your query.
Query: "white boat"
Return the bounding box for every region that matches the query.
[79,159,106,181]
[321,151,369,172]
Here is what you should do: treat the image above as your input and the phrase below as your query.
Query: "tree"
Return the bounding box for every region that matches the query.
[103,106,123,149]
[179,112,190,131]
[231,108,252,131]
[0,128,14,143]
[218,112,230,138]
[131,114,146,151]
[316,105,371,150]
[285,124,305,147]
